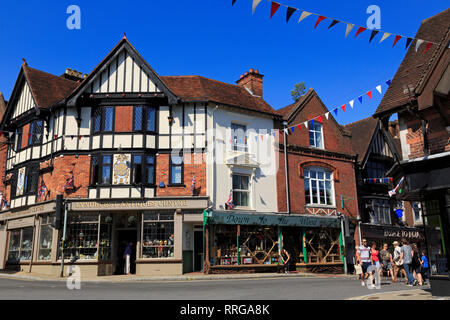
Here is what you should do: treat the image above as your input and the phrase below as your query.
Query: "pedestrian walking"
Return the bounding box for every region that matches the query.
[370,242,382,282]
[280,248,291,274]
[411,243,422,286]
[420,250,429,285]
[392,241,408,283]
[380,243,394,281]
[400,238,415,286]
[356,239,371,287]
[123,242,133,275]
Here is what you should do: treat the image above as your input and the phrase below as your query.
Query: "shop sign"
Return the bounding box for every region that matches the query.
[210,212,340,228]
[7,216,35,229]
[362,224,424,241]
[70,199,208,211]
[0,202,55,221]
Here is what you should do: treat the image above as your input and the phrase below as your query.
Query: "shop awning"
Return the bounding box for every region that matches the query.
[207,210,341,228]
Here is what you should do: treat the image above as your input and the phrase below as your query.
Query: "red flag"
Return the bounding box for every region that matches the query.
[393,35,402,47]
[424,42,433,53]
[260,135,264,141]
[270,2,280,18]
[297,124,302,131]
[341,104,346,112]
[367,91,372,99]
[78,135,82,140]
[373,178,377,183]
[317,115,323,123]
[355,27,366,38]
[54,134,58,139]
[28,133,32,139]
[390,177,393,183]
[314,16,326,29]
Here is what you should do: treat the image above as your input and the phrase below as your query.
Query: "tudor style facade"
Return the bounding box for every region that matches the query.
[275,88,359,273]
[0,38,281,276]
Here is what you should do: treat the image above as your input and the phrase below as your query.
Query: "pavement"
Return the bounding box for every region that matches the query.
[0,270,448,300]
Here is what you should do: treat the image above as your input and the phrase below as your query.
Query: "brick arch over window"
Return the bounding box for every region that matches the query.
[298,161,339,181]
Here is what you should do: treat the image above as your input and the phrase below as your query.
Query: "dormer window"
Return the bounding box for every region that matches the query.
[309,122,323,149]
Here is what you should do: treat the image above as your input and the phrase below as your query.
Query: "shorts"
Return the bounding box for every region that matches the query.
[362,262,371,273]
[382,261,393,271]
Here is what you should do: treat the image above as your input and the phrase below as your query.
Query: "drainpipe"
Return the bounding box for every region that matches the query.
[282,121,290,214]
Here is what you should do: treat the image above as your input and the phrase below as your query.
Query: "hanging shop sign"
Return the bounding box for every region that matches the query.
[69,198,209,211]
[113,154,131,185]
[209,211,340,228]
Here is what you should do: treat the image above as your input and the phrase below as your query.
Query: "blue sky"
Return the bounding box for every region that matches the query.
[0,0,448,124]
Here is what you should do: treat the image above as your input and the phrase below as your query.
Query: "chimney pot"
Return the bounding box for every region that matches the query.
[236,68,264,97]
[249,68,254,73]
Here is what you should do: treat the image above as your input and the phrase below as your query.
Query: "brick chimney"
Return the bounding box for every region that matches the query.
[61,68,88,82]
[236,68,264,97]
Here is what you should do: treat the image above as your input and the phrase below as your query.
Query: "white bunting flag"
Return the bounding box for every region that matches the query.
[303,121,308,129]
[345,23,354,38]
[415,39,425,52]
[325,112,330,120]
[379,32,391,43]
[284,128,289,135]
[252,0,263,14]
[376,85,382,94]
[298,11,312,23]
[349,100,354,109]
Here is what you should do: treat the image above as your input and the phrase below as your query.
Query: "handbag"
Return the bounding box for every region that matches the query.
[354,264,363,275]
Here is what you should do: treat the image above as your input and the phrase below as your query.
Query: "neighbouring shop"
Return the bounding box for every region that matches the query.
[0,197,208,277]
[203,210,346,274]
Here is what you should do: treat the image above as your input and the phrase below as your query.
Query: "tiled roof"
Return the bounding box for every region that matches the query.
[23,65,80,109]
[0,92,6,123]
[344,117,379,164]
[160,75,280,117]
[374,8,450,117]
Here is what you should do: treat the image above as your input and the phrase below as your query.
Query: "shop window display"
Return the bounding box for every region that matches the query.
[142,212,174,259]
[7,230,21,263]
[99,214,113,261]
[7,227,34,263]
[38,215,53,261]
[59,213,100,261]
[303,228,341,264]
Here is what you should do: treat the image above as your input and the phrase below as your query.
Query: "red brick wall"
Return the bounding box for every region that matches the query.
[115,106,133,132]
[38,155,90,201]
[400,107,450,159]
[0,144,7,195]
[155,153,206,197]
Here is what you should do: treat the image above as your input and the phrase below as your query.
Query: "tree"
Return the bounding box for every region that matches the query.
[291,82,306,101]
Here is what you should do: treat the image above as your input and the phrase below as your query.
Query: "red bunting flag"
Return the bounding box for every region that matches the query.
[297,124,302,131]
[317,115,323,123]
[260,135,263,141]
[78,135,82,140]
[270,2,281,18]
[355,27,366,38]
[314,16,326,29]
[424,42,433,53]
[373,178,377,183]
[390,177,393,183]
[54,134,58,139]
[393,35,402,47]
[341,104,346,112]
[367,91,372,99]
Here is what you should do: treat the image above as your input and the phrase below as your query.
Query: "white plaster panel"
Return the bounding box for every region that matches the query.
[158,136,169,149]
[159,106,170,134]
[114,135,132,148]
[111,188,129,198]
[133,134,143,148]
[89,189,97,198]
[100,188,110,198]
[102,135,113,149]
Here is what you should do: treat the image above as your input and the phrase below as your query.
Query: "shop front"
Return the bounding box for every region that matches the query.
[203,210,345,274]
[0,197,209,277]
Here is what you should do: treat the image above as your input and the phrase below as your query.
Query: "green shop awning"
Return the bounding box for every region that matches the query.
[207,211,340,228]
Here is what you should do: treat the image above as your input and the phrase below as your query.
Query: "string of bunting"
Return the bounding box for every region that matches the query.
[233,0,439,53]
[364,177,394,184]
[0,131,87,141]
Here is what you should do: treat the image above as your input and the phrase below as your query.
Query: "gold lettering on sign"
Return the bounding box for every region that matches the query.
[73,199,190,210]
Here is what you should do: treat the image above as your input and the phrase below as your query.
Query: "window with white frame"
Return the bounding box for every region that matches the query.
[309,122,324,148]
[304,167,334,206]
[412,202,423,225]
[231,123,248,152]
[232,174,250,208]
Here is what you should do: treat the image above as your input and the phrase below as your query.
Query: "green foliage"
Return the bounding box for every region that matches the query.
[291,82,306,101]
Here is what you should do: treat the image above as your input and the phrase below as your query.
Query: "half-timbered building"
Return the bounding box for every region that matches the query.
[0,37,282,276]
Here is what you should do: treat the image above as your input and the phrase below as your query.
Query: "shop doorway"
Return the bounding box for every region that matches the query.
[194,231,203,272]
[115,230,137,275]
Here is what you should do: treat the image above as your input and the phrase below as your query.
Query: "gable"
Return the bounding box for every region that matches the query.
[87,48,161,94]
[368,130,395,159]
[11,79,38,120]
[66,38,178,106]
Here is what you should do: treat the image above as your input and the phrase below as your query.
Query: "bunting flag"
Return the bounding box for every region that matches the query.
[310,119,314,127]
[345,23,354,38]
[290,127,295,133]
[333,108,338,116]
[379,32,391,43]
[78,135,82,140]
[270,1,280,18]
[297,124,302,131]
[405,37,413,49]
[314,15,327,29]
[354,27,366,38]
[284,128,289,135]
[235,1,439,54]
[298,11,312,23]
[317,115,323,123]
[369,30,379,43]
[252,0,263,14]
[349,100,354,109]
[341,104,346,112]
[54,134,58,139]
[415,39,425,52]
[358,96,363,104]
[376,85,382,94]
[424,42,433,53]
[303,121,308,129]
[286,6,296,23]
[367,91,372,99]
[392,35,402,48]
[328,20,339,29]
[386,79,392,86]
[324,112,330,120]
[388,177,405,197]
